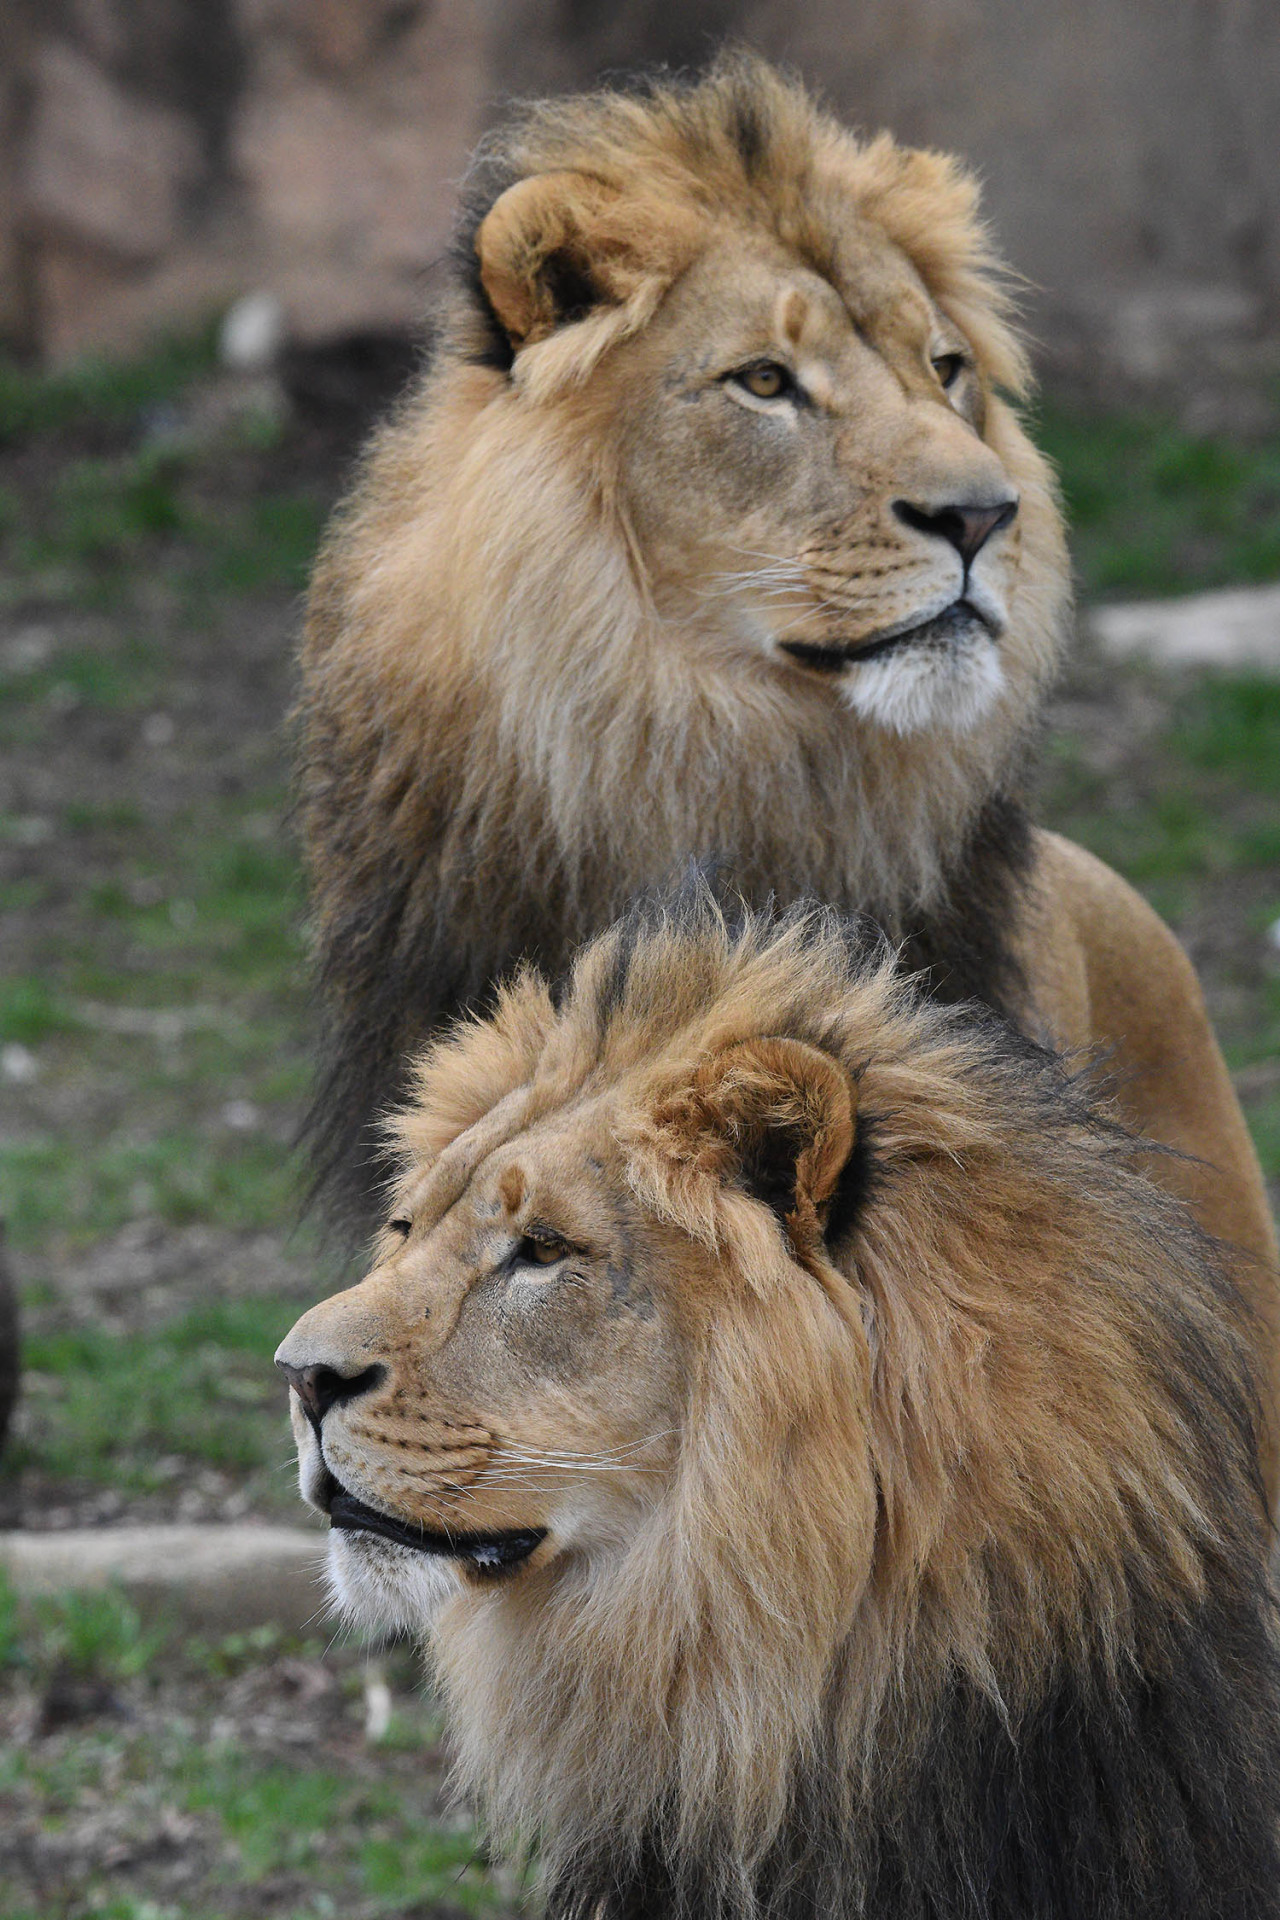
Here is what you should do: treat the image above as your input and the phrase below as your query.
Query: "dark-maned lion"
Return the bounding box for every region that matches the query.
[278,898,1280,1919]
[293,55,1279,1492]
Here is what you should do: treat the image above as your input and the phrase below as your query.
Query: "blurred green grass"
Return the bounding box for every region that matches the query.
[0,782,309,1256]
[0,337,334,1526]
[0,330,221,444]
[0,1577,510,1917]
[1037,400,1280,597]
[1042,672,1280,893]
[0,331,323,614]
[14,1298,296,1492]
[1038,666,1280,1192]
[0,446,326,610]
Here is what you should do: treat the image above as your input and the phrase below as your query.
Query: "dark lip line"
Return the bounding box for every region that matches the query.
[325,1477,546,1575]
[779,600,994,673]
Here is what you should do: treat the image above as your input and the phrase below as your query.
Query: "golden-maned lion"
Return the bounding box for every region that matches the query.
[293,56,1278,1489]
[277,900,1280,1919]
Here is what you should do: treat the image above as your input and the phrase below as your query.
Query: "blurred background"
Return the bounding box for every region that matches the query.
[1,4,1278,1917]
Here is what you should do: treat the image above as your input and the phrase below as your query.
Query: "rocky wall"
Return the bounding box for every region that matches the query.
[4,0,1279,411]
[5,0,485,363]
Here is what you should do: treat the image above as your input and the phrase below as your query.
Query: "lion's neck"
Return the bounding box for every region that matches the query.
[472,604,1038,1006]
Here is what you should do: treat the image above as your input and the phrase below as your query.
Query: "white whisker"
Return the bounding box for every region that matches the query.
[725,543,807,567]
[494,1430,676,1465]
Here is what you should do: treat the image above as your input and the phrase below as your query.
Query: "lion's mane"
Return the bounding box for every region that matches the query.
[294,55,1068,1230]
[391,898,1280,1919]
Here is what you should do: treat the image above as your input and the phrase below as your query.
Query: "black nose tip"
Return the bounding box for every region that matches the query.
[893,496,1018,568]
[277,1359,384,1430]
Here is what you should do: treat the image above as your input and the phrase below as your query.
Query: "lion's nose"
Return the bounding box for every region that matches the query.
[893,496,1018,569]
[276,1357,384,1430]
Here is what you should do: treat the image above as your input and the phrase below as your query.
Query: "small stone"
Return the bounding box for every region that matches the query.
[220,291,287,371]
[2,625,55,672]
[142,712,175,747]
[1268,917,1280,954]
[1,1043,38,1084]
[364,1665,393,1743]
[221,1099,261,1132]
[0,1524,333,1637]
[9,817,53,847]
[139,400,185,446]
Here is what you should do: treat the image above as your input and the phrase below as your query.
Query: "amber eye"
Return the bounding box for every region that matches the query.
[388,1218,411,1239]
[735,362,792,401]
[518,1233,569,1268]
[932,352,966,391]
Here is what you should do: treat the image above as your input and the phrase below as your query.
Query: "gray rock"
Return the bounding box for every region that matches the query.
[1089,583,1280,669]
[0,1524,332,1635]
[21,41,202,262]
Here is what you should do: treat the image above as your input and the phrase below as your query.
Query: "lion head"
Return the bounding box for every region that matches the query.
[295,56,1071,1227]
[467,82,1050,740]
[277,897,1277,1917]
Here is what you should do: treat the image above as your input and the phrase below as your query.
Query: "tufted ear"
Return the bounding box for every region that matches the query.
[675,1037,857,1252]
[476,171,647,350]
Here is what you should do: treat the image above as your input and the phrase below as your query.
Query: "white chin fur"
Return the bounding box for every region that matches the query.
[838,635,1006,737]
[326,1530,460,1638]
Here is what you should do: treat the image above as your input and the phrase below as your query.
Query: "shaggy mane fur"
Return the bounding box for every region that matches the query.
[294,54,1067,1232]
[375,896,1280,1918]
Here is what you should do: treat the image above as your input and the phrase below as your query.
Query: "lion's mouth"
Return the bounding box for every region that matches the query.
[779,599,994,674]
[321,1469,546,1575]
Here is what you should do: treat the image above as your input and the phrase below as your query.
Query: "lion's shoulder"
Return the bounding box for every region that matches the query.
[1028,827,1211,1038]
[1024,826,1277,1277]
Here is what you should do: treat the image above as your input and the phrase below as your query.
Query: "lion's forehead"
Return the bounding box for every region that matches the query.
[828,222,939,338]
[403,1105,624,1236]
[674,226,939,368]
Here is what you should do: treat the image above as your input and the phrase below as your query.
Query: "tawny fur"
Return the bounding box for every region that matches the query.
[279,897,1280,1918]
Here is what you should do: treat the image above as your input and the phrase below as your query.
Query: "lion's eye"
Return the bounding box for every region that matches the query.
[932,352,966,391]
[517,1233,569,1268]
[388,1218,412,1239]
[732,362,794,401]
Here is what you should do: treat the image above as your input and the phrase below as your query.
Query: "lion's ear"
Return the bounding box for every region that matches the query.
[685,1037,857,1251]
[476,172,643,349]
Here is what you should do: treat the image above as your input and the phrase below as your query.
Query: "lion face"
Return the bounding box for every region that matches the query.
[605,230,1024,735]
[278,1103,692,1617]
[278,1002,876,1632]
[469,82,1060,743]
